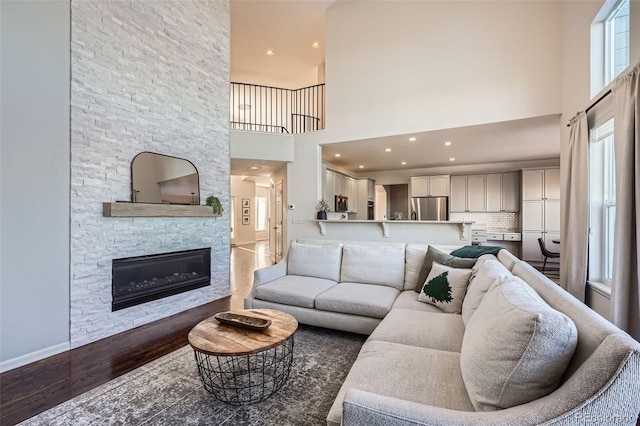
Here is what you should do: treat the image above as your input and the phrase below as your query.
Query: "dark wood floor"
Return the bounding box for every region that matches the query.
[0,297,230,426]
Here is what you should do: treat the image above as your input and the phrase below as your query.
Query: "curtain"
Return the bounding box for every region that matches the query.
[611,62,640,341]
[560,112,589,302]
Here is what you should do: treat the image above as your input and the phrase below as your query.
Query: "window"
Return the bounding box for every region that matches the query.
[589,118,616,284]
[591,0,630,96]
[255,197,268,231]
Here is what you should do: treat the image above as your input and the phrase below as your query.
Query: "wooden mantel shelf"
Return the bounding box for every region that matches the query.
[103,202,221,218]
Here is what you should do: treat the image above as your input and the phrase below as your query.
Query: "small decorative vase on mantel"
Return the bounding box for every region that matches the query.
[316,198,329,220]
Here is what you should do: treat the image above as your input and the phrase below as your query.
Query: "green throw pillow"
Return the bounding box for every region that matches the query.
[415,246,477,292]
[450,245,503,258]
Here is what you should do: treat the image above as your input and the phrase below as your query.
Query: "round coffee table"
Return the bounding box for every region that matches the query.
[188,309,298,405]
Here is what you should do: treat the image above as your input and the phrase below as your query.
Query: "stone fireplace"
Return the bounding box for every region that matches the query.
[69,0,231,348]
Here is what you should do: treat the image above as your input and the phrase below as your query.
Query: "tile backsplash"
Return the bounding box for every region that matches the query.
[450,212,519,230]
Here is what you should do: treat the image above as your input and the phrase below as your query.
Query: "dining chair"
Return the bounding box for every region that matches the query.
[537,238,560,273]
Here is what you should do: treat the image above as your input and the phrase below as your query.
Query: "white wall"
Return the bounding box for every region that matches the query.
[0,1,71,368]
[231,176,257,245]
[324,1,563,143]
[230,130,295,162]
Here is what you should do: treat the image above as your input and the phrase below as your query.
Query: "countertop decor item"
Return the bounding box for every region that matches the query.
[317,198,329,220]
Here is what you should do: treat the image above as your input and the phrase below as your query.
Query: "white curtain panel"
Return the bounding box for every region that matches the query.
[560,112,589,302]
[611,61,640,341]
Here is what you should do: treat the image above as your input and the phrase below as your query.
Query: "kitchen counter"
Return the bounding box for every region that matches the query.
[313,220,474,241]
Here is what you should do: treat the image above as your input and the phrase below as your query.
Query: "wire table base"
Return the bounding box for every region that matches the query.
[193,336,294,405]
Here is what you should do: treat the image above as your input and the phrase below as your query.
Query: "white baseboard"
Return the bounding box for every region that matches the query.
[0,341,70,373]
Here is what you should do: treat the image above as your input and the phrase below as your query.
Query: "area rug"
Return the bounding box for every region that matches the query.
[19,325,367,426]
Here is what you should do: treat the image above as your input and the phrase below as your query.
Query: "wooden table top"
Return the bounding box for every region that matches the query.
[188,309,298,356]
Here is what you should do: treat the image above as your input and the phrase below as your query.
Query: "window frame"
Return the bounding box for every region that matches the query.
[590,0,630,97]
[589,118,616,285]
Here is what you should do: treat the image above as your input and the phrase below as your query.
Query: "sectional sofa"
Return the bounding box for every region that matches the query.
[244,239,640,426]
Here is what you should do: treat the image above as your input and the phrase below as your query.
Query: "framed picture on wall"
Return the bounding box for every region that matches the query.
[242,198,250,208]
[242,208,250,216]
[242,216,250,225]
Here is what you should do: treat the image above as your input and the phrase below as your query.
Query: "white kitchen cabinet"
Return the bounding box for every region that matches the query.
[501,172,520,212]
[522,169,545,200]
[451,173,519,213]
[348,177,358,212]
[410,177,430,197]
[467,175,486,212]
[486,174,502,212]
[324,170,334,206]
[410,175,450,197]
[521,168,560,264]
[366,179,375,200]
[522,231,544,261]
[450,175,481,212]
[429,175,450,196]
[450,176,467,212]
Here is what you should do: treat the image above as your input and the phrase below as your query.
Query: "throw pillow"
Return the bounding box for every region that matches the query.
[414,246,476,292]
[450,245,503,258]
[417,262,473,314]
[460,276,578,411]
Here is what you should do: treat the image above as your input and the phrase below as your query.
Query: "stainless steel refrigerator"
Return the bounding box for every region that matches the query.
[410,197,449,221]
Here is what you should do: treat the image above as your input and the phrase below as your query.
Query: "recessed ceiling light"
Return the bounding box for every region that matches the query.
[334,153,341,157]
[312,42,320,48]
[250,166,259,170]
[444,141,452,146]
[401,161,407,165]
[408,137,416,142]
[385,148,392,152]
[238,104,251,110]
[449,157,456,162]
[266,50,274,56]
[358,165,364,169]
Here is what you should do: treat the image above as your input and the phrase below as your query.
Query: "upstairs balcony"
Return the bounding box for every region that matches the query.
[231,82,325,135]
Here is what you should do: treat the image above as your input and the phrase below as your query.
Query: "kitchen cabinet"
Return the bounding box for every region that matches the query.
[450,176,467,212]
[521,168,560,263]
[355,178,375,219]
[467,175,486,211]
[410,175,450,197]
[451,172,520,213]
[324,169,359,212]
[501,172,520,212]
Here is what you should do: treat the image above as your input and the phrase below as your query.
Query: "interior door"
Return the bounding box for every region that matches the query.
[230,196,236,245]
[275,181,283,263]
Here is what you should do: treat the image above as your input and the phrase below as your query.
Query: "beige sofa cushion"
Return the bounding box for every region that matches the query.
[254,275,337,308]
[368,308,465,352]
[327,340,474,426]
[461,258,512,325]
[341,244,406,290]
[287,241,342,281]
[460,276,578,411]
[315,283,400,318]
[392,290,446,312]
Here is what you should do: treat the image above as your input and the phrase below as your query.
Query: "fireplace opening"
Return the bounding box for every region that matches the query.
[112,248,211,311]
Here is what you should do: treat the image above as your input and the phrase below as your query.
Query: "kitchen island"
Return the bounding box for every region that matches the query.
[312,220,474,244]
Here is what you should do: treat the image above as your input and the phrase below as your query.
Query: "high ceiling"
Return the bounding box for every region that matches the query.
[230,1,561,176]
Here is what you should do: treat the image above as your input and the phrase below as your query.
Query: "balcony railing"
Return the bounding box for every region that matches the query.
[230,82,325,134]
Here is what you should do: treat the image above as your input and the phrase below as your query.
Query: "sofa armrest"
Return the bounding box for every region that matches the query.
[343,389,484,426]
[244,255,288,307]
